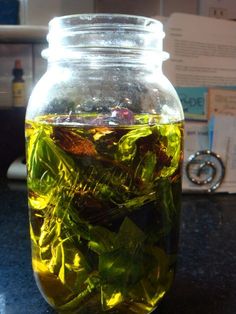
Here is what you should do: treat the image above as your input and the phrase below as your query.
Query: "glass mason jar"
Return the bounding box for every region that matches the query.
[25,14,184,314]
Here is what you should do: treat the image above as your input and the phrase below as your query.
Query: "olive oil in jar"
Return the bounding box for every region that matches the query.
[26,114,183,313]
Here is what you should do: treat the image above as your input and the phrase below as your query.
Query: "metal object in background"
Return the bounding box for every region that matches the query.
[186,150,225,193]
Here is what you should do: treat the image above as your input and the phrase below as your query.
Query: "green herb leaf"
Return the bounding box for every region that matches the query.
[115,127,152,162]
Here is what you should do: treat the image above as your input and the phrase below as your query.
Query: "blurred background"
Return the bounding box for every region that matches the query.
[0,0,235,178]
[19,0,196,24]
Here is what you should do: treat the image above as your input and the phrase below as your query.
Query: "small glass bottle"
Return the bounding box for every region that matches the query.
[12,59,26,107]
[25,14,184,314]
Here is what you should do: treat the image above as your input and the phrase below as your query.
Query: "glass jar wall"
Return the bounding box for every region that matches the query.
[25,14,184,314]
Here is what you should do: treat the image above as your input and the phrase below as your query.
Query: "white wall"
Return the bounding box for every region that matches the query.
[162,0,198,16]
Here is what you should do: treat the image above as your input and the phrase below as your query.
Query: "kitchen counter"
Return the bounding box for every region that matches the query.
[0,180,236,314]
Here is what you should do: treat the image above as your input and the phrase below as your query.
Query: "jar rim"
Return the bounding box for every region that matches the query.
[49,13,164,34]
[45,13,167,63]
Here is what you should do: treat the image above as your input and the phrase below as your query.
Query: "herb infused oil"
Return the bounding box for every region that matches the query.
[25,13,184,314]
[26,114,183,313]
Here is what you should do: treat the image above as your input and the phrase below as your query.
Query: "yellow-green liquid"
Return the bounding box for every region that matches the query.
[26,114,183,313]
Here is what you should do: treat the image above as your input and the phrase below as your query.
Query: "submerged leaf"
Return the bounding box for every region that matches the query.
[115,127,152,162]
[26,122,77,196]
[114,217,146,250]
[154,124,182,178]
[52,127,97,156]
[101,286,124,310]
[26,116,183,312]
[88,225,116,254]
